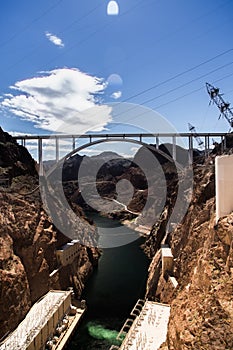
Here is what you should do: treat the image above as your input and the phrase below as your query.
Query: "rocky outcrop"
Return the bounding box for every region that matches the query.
[0,176,99,339]
[0,128,99,339]
[145,153,233,349]
[0,231,31,340]
[0,127,36,181]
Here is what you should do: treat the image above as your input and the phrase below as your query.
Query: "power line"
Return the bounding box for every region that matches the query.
[107,0,233,79]
[2,1,233,133]
[1,2,105,75]
[140,60,233,106]
[56,3,104,36]
[111,59,233,121]
[109,71,233,130]
[121,48,233,103]
[0,0,65,48]
[43,0,148,68]
[147,71,233,111]
[2,0,147,75]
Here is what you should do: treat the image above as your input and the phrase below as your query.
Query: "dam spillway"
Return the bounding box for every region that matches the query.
[0,290,86,350]
[110,300,170,350]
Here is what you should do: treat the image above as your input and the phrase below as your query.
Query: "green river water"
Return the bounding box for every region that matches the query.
[68,213,149,350]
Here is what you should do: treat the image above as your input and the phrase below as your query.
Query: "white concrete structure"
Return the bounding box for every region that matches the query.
[215,154,233,222]
[115,300,170,350]
[0,290,72,350]
[56,240,80,266]
[168,275,178,289]
[161,246,173,276]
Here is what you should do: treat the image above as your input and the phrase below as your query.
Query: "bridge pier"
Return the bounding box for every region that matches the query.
[204,135,210,157]
[221,135,227,153]
[38,138,43,175]
[72,137,76,151]
[38,138,42,165]
[172,136,177,161]
[55,137,59,162]
[156,136,159,149]
[188,135,193,165]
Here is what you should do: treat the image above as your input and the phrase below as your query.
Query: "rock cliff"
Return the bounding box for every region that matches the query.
[145,150,233,349]
[0,128,99,340]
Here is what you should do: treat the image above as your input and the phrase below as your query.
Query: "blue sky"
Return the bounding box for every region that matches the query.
[0,0,233,158]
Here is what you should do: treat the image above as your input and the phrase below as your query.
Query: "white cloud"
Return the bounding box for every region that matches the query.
[1,68,112,134]
[79,149,104,155]
[111,91,122,99]
[45,32,64,47]
[7,131,35,136]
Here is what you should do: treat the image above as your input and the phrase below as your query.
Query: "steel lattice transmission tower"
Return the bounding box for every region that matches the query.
[206,82,233,128]
[188,123,204,148]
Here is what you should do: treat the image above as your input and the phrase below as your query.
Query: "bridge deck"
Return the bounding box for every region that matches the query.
[12,132,228,166]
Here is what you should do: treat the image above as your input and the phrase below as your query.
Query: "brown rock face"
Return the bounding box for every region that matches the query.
[0,127,36,180]
[0,128,99,339]
[0,232,31,339]
[145,156,233,349]
[0,181,99,339]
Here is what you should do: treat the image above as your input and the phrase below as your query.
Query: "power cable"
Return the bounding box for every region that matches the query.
[105,0,233,75]
[41,0,149,69]
[139,71,233,114]
[0,0,65,48]
[139,60,233,106]
[121,48,233,103]
[56,3,104,36]
[108,70,233,130]
[2,1,233,136]
[1,2,105,75]
[110,59,233,122]
[2,0,147,75]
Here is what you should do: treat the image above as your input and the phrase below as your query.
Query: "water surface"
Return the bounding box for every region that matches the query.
[69,214,149,350]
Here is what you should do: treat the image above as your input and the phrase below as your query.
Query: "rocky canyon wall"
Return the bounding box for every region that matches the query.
[0,128,99,339]
[145,151,233,349]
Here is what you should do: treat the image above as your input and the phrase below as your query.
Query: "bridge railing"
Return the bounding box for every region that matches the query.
[13,132,228,165]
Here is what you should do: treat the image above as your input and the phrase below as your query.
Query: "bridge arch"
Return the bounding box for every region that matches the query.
[45,137,185,178]
[39,136,193,248]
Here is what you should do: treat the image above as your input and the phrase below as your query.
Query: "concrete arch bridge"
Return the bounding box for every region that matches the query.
[13,132,228,175]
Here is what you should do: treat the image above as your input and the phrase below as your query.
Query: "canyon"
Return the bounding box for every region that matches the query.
[0,127,99,340]
[0,126,233,349]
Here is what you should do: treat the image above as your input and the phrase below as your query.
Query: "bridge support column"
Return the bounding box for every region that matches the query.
[156,136,159,149]
[205,136,210,157]
[55,137,59,162]
[38,138,43,176]
[221,136,224,153]
[221,135,227,153]
[172,136,176,161]
[72,137,76,151]
[188,135,193,165]
[224,135,227,150]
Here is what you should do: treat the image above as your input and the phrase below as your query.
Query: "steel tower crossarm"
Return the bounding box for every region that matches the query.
[206,82,233,128]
